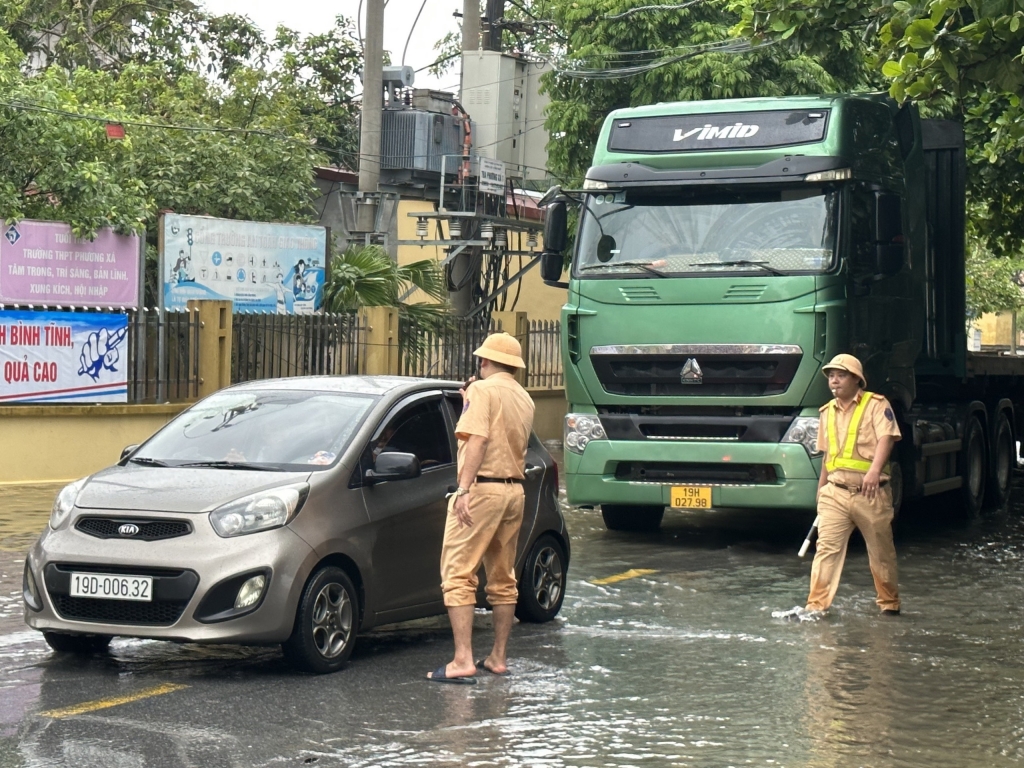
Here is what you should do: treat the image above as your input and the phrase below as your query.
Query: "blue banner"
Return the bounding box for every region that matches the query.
[161,214,327,314]
[0,310,129,403]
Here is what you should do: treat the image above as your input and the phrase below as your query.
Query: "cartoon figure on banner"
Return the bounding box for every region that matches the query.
[172,249,195,284]
[292,260,317,301]
[274,272,292,314]
[78,325,128,381]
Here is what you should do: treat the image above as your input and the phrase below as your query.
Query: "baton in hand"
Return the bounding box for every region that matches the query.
[798,515,820,558]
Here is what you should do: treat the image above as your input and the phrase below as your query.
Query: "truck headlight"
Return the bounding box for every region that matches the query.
[49,478,86,531]
[782,416,823,457]
[209,484,308,537]
[565,413,607,455]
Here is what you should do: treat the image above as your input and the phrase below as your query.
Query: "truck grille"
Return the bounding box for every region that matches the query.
[615,461,778,485]
[76,517,192,541]
[590,345,802,397]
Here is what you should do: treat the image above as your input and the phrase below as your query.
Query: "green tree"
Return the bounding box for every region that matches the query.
[731,0,1024,258]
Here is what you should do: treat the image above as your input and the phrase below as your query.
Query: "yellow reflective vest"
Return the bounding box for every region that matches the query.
[824,393,884,474]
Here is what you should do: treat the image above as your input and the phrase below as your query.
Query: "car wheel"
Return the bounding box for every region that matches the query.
[601,505,664,532]
[959,415,987,517]
[43,632,111,655]
[282,566,359,674]
[516,534,567,623]
[985,410,1014,509]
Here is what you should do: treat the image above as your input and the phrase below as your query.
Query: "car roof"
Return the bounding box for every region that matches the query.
[222,375,462,398]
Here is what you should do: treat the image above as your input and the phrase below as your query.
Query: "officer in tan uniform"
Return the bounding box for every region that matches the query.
[806,353,902,615]
[427,332,536,684]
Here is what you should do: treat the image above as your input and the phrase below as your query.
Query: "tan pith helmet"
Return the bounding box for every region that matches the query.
[474,332,526,369]
[821,353,866,389]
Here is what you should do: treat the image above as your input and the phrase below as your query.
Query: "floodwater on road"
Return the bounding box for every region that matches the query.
[2,458,1024,767]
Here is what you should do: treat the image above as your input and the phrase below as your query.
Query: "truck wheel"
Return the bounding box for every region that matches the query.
[601,505,664,532]
[985,411,1014,509]
[960,415,987,516]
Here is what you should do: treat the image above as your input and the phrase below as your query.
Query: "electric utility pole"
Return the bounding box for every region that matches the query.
[484,0,505,51]
[357,0,385,231]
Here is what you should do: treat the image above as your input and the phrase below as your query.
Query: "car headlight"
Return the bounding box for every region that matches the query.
[782,416,823,457]
[49,478,86,531]
[209,484,309,537]
[565,413,607,455]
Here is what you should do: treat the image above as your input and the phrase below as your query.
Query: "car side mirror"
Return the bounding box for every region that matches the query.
[365,452,421,484]
[120,444,139,463]
[874,192,904,276]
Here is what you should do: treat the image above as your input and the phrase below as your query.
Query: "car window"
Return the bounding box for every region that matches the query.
[372,399,452,467]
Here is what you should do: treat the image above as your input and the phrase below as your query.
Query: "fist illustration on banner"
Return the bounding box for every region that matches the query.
[78,326,128,381]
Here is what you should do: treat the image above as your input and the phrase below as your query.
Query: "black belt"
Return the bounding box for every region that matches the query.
[829,479,888,491]
[476,476,523,484]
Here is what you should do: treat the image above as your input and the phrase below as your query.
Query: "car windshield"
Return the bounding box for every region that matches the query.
[133,389,377,471]
[575,186,838,277]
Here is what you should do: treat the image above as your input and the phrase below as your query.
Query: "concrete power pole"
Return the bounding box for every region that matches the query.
[357,0,385,231]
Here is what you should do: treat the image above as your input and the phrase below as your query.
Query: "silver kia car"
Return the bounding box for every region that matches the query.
[23,376,569,673]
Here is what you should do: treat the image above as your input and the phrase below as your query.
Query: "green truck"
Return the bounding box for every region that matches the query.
[539,94,1023,531]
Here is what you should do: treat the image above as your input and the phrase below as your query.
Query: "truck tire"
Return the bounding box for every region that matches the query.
[985,410,1014,509]
[601,505,664,532]
[889,461,904,521]
[959,415,987,516]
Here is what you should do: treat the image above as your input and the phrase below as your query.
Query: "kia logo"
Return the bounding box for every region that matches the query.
[118,523,140,536]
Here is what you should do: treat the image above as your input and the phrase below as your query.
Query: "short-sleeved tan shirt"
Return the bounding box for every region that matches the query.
[817,391,902,484]
[455,372,535,480]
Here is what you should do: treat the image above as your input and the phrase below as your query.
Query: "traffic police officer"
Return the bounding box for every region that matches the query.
[806,353,902,615]
[427,333,535,683]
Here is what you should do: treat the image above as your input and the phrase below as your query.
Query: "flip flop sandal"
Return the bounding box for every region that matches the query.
[426,664,476,684]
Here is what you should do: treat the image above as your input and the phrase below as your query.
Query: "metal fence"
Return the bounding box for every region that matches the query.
[127,308,200,403]
[231,311,364,383]
[399,315,498,382]
[527,319,563,388]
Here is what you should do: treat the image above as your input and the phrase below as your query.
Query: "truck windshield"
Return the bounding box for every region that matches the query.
[575,187,838,277]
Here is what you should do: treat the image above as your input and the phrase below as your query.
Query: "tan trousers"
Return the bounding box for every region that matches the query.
[806,481,900,612]
[440,482,524,607]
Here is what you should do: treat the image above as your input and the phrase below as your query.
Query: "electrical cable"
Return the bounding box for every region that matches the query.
[402,0,429,66]
[604,0,705,21]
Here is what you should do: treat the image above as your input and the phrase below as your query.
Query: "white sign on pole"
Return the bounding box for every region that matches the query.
[477,158,506,196]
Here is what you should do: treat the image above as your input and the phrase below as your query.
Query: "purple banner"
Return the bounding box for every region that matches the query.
[0,219,141,308]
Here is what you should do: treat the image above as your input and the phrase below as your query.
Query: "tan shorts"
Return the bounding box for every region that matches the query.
[440,482,524,608]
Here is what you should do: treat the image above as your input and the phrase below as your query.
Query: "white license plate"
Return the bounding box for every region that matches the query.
[69,572,153,602]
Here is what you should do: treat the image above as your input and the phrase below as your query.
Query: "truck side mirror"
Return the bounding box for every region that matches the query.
[540,200,569,287]
[543,201,568,254]
[540,252,564,283]
[875,192,905,276]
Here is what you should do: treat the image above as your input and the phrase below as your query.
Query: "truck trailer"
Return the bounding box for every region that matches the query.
[539,95,1023,531]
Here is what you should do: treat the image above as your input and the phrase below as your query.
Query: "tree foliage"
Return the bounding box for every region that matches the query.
[0,2,361,240]
[731,0,1024,260]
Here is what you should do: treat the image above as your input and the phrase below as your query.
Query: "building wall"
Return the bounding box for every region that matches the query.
[396,200,566,322]
[0,404,186,487]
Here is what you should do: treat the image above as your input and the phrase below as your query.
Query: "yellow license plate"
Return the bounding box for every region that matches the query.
[670,485,712,509]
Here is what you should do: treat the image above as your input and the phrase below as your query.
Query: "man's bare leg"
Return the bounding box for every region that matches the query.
[479,603,515,674]
[428,604,477,679]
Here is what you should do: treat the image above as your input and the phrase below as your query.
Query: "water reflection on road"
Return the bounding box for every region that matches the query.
[4,461,1024,766]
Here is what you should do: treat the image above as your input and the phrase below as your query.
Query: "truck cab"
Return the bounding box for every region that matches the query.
[541,95,1003,531]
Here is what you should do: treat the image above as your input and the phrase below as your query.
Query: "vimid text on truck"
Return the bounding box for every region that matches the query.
[539,95,1022,531]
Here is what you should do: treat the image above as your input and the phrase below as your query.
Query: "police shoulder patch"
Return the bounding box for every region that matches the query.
[884,407,894,421]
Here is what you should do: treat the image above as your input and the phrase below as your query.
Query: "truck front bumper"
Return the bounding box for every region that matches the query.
[564,440,820,511]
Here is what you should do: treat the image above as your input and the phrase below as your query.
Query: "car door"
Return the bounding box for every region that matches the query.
[359,393,455,615]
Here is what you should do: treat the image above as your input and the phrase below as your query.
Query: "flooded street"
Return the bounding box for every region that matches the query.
[3,459,1024,766]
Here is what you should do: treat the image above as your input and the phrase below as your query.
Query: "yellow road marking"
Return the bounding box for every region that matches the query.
[40,682,189,719]
[590,568,658,585]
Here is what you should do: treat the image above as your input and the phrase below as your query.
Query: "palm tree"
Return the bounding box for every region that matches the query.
[323,243,454,366]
